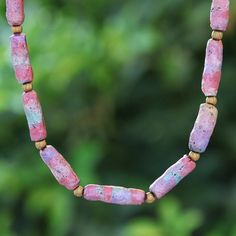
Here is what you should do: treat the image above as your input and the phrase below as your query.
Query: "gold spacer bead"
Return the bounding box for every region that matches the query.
[22,83,33,92]
[145,192,156,204]
[12,25,23,34]
[211,31,223,40]
[74,186,84,197]
[188,151,200,161]
[206,96,217,106]
[35,140,47,150]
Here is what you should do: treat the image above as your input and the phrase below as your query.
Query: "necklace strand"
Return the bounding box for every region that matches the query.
[5,0,230,205]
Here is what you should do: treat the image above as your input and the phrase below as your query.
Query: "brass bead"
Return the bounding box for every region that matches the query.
[145,192,156,204]
[74,186,84,197]
[12,25,23,34]
[35,140,47,150]
[188,151,200,161]
[211,31,223,40]
[22,83,33,92]
[206,96,217,106]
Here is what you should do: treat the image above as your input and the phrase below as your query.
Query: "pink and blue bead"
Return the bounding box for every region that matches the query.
[210,0,230,31]
[83,184,145,205]
[40,145,80,190]
[202,39,223,96]
[22,90,47,141]
[149,155,196,199]
[189,103,218,153]
[10,34,33,84]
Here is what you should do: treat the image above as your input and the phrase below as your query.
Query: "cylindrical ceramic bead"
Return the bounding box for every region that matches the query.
[83,184,145,205]
[22,90,47,141]
[210,0,230,31]
[6,0,24,26]
[149,155,196,199]
[189,103,218,153]
[40,145,80,190]
[202,39,223,96]
[10,34,33,84]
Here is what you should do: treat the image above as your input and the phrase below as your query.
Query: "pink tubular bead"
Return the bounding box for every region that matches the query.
[10,34,33,84]
[189,103,218,153]
[22,90,47,141]
[6,0,24,26]
[40,145,80,190]
[83,184,145,205]
[210,0,230,31]
[149,155,196,199]
[201,39,223,96]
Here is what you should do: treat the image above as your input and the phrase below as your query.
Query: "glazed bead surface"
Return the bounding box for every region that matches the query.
[202,39,223,96]
[210,0,230,31]
[22,90,47,141]
[83,185,145,205]
[149,155,196,199]
[6,0,24,26]
[189,103,218,153]
[40,145,80,190]
[10,34,33,84]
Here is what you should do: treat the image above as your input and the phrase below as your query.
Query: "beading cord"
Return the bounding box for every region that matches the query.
[5,0,230,205]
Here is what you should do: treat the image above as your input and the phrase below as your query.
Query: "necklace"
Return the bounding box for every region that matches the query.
[6,0,230,205]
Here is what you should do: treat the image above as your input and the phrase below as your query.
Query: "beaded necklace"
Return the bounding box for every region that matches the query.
[5,0,230,205]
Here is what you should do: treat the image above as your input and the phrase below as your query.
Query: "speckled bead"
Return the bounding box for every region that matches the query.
[22,90,47,141]
[10,34,33,84]
[83,185,145,205]
[189,103,218,153]
[40,145,80,190]
[149,155,196,199]
[6,0,24,26]
[202,39,223,96]
[210,0,230,31]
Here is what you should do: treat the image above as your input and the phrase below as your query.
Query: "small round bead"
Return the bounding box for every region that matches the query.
[22,83,33,92]
[211,31,223,41]
[35,140,47,150]
[74,186,84,197]
[188,151,200,161]
[145,192,156,204]
[206,96,217,106]
[12,25,23,34]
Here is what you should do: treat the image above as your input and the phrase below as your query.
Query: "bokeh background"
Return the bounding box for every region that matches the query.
[0,0,236,235]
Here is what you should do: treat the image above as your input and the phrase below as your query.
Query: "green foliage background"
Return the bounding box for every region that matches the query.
[0,0,236,235]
